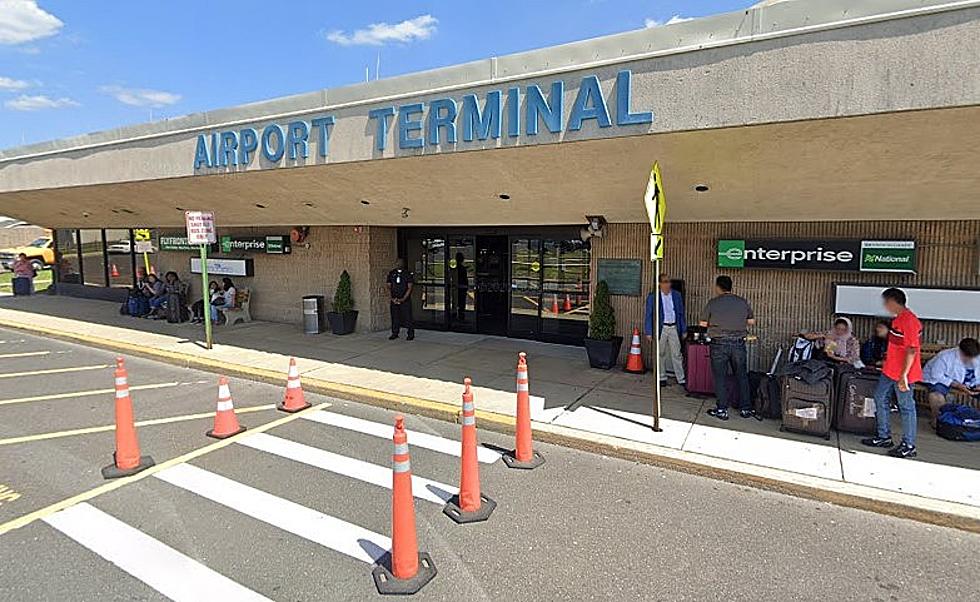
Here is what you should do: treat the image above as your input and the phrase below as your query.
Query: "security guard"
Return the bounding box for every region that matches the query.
[387,258,415,340]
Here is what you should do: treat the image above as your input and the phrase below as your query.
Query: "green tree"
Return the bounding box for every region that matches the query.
[588,280,616,340]
[332,270,354,313]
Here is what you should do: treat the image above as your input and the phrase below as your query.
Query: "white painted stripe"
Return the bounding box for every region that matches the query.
[0,382,179,407]
[216,400,234,412]
[0,350,50,359]
[239,433,456,504]
[43,502,270,602]
[302,410,500,464]
[0,364,110,380]
[155,463,390,564]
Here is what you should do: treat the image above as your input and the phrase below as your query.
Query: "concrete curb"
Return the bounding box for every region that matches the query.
[2,316,978,534]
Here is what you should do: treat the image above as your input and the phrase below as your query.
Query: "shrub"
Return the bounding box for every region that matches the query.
[588,280,616,340]
[332,270,354,313]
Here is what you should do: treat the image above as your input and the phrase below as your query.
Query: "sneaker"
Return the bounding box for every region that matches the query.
[887,443,917,459]
[406,334,415,341]
[707,408,729,421]
[388,334,398,340]
[889,404,899,414]
[739,409,756,419]
[860,436,894,448]
[659,380,669,387]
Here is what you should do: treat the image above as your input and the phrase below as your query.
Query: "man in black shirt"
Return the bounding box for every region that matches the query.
[387,258,415,340]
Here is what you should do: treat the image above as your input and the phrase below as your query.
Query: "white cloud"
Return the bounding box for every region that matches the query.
[0,75,30,90]
[100,85,181,108]
[0,0,64,45]
[4,94,77,110]
[644,15,694,28]
[326,14,437,46]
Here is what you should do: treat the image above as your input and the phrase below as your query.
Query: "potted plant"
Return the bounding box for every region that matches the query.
[583,280,623,369]
[326,270,358,335]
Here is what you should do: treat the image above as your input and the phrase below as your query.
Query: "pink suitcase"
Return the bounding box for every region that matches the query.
[685,343,715,395]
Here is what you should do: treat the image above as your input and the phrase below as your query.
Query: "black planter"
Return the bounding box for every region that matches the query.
[326,310,358,335]
[584,335,623,370]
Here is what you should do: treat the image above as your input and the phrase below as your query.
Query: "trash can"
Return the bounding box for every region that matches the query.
[302,295,325,335]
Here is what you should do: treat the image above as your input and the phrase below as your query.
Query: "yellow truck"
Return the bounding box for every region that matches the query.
[0,236,55,272]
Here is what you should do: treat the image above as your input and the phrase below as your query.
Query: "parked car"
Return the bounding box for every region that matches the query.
[107,239,156,254]
[0,237,54,271]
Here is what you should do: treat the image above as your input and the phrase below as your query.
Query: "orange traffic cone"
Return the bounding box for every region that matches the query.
[503,352,545,469]
[551,294,559,314]
[101,357,155,479]
[110,263,120,278]
[443,378,496,523]
[562,294,572,312]
[277,357,311,413]
[624,326,647,374]
[206,376,246,439]
[149,265,157,275]
[373,416,437,595]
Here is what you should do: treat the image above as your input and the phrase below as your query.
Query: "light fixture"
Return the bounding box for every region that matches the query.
[255,203,267,209]
[694,184,710,192]
[498,193,511,200]
[360,200,371,206]
[304,202,315,208]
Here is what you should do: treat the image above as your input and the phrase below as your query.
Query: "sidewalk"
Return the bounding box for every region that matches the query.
[1,294,977,528]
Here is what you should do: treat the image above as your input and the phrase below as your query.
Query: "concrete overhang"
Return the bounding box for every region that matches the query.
[0,0,978,226]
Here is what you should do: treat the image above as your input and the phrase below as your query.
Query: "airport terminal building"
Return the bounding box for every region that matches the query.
[0,0,978,360]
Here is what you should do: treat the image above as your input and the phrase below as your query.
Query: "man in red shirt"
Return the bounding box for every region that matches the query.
[862,288,923,458]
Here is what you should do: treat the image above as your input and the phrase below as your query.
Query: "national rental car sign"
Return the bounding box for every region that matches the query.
[717,239,916,273]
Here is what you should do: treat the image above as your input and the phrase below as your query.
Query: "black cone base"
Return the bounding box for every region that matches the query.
[276,401,312,413]
[101,455,155,480]
[442,494,496,524]
[502,450,546,470]
[373,552,437,595]
[206,425,246,440]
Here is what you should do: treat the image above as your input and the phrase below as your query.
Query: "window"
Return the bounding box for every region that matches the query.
[105,229,135,288]
[79,229,106,287]
[55,229,81,284]
[540,238,590,339]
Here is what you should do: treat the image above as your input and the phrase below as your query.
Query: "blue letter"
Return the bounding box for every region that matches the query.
[568,75,611,131]
[239,128,258,164]
[219,131,239,166]
[368,107,396,151]
[461,91,501,142]
[261,124,285,162]
[311,116,334,158]
[427,98,458,145]
[209,133,220,166]
[398,103,425,149]
[615,70,653,126]
[526,81,564,135]
[194,134,211,169]
[287,120,309,160]
[507,87,520,138]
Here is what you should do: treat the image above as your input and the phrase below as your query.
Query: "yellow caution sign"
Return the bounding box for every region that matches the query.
[650,233,664,261]
[133,228,151,242]
[643,162,667,259]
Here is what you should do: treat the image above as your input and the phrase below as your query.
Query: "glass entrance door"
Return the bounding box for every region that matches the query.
[406,236,447,329]
[447,236,476,332]
[509,237,542,339]
[474,236,509,336]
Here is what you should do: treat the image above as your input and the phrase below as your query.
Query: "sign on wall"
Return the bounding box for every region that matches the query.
[717,239,916,273]
[219,235,291,255]
[159,233,213,252]
[190,257,254,277]
[596,259,643,296]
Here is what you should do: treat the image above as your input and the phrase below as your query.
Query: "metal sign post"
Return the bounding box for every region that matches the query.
[644,163,667,433]
[184,211,217,350]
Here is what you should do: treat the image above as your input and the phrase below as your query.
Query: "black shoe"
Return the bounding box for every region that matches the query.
[739,409,756,419]
[659,380,669,387]
[388,334,398,340]
[887,443,917,459]
[406,333,415,341]
[707,408,729,421]
[860,436,894,448]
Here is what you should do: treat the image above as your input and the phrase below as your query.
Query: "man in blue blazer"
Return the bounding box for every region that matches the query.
[644,274,687,386]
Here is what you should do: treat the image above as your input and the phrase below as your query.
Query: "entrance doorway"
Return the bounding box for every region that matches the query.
[402,227,591,345]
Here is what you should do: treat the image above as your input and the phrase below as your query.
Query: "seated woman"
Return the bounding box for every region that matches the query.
[210,278,237,324]
[860,319,890,368]
[803,317,861,365]
[192,281,220,324]
[141,273,166,318]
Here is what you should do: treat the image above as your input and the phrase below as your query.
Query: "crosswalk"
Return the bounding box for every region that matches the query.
[28,407,497,600]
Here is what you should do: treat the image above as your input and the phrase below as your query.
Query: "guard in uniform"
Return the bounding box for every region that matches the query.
[387,259,415,340]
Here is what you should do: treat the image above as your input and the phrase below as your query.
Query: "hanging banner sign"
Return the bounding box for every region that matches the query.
[717,239,916,273]
[190,257,254,277]
[219,235,291,255]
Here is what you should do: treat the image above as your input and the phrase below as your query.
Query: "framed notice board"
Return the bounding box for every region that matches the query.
[596,259,642,296]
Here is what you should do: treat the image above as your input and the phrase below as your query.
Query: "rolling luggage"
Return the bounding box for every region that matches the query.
[684,343,714,396]
[12,276,31,296]
[165,292,189,323]
[751,348,784,419]
[780,360,834,439]
[834,366,879,435]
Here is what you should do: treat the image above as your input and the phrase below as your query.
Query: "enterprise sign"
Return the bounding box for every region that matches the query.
[717,239,916,273]
[193,70,652,170]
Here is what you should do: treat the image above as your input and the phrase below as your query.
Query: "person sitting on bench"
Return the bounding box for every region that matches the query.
[210,277,237,324]
[922,337,980,428]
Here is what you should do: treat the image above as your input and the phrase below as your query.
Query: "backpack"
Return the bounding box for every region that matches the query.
[936,403,980,442]
[788,337,815,363]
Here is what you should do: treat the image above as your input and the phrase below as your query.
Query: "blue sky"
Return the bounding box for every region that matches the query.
[0,1,754,149]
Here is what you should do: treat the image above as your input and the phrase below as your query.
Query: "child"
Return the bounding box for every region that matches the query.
[861,319,890,368]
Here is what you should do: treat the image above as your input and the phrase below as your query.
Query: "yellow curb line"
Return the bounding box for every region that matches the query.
[0,402,328,537]
[1,316,977,533]
[0,404,277,447]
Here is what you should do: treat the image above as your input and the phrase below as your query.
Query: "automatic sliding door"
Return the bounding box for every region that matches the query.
[447,236,475,332]
[406,236,447,329]
[509,237,541,338]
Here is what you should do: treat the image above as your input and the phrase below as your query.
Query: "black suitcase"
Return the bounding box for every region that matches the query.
[752,372,782,419]
[12,276,31,296]
[780,373,834,439]
[165,292,189,323]
[834,367,879,435]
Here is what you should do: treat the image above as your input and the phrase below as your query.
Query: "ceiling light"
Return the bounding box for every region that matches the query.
[498,193,511,200]
[360,200,371,206]
[255,203,267,209]
[694,184,710,193]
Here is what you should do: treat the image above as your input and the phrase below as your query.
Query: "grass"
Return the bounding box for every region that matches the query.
[0,270,53,294]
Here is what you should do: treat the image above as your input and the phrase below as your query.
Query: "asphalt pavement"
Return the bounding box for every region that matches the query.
[0,327,977,601]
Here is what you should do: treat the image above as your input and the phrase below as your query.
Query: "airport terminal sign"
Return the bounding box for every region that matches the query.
[717,240,916,273]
